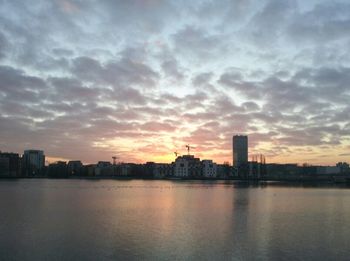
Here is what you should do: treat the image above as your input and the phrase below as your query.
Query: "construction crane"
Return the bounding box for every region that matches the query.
[185,144,195,155]
[112,156,119,165]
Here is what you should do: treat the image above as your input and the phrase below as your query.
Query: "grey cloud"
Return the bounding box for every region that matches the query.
[246,0,297,45]
[52,48,74,57]
[287,2,350,44]
[0,65,47,103]
[0,31,8,59]
[242,102,260,112]
[161,58,185,81]
[172,26,226,60]
[72,56,159,88]
[192,72,214,87]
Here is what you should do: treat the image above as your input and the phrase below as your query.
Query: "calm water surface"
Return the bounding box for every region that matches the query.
[0,179,350,260]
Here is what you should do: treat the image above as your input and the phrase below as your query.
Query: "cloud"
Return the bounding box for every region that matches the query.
[1,0,350,165]
[161,57,185,81]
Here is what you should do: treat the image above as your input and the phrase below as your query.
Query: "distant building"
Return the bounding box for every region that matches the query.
[67,161,83,176]
[316,166,341,175]
[249,154,266,179]
[266,163,300,178]
[0,152,21,177]
[48,161,68,178]
[0,157,9,177]
[145,162,173,178]
[336,162,350,173]
[95,161,113,176]
[22,150,45,176]
[174,155,201,177]
[232,135,248,177]
[85,164,96,176]
[202,160,217,178]
[119,163,131,176]
[217,163,232,178]
[232,135,248,166]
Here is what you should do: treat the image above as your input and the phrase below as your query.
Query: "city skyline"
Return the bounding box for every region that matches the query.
[1,0,350,165]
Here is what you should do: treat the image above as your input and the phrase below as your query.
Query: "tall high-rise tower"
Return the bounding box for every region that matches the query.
[232,135,248,168]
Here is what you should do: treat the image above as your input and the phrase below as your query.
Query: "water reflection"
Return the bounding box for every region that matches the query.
[0,180,350,260]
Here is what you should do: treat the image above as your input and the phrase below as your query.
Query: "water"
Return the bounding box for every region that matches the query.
[0,179,350,260]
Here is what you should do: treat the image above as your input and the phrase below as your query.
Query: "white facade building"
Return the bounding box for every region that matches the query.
[202,160,217,178]
[174,157,189,177]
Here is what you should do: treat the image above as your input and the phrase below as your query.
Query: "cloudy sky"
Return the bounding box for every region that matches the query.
[0,0,350,165]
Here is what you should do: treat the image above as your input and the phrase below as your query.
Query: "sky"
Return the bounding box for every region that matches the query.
[0,0,350,165]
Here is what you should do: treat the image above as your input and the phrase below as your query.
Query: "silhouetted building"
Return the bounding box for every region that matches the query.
[0,152,21,177]
[249,154,266,179]
[266,163,300,178]
[232,135,248,178]
[67,160,83,176]
[153,163,173,178]
[95,161,113,176]
[336,162,350,173]
[217,163,233,178]
[85,164,96,176]
[316,166,340,175]
[144,162,173,178]
[22,150,45,176]
[0,157,9,177]
[48,161,68,178]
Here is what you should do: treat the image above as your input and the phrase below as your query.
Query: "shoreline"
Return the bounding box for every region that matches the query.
[0,175,350,184]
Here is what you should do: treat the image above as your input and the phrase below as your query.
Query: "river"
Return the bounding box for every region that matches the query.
[0,179,349,260]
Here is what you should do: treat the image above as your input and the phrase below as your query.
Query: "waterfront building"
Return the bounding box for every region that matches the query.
[0,152,21,177]
[95,161,113,176]
[316,166,341,175]
[336,162,350,173]
[248,154,266,179]
[22,150,45,176]
[174,155,201,177]
[232,135,248,177]
[232,135,248,167]
[48,161,68,178]
[266,163,300,178]
[67,161,83,176]
[202,160,217,178]
[217,163,233,178]
[145,162,173,178]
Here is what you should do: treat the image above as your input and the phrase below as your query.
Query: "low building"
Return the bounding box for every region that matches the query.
[217,163,232,178]
[95,161,113,176]
[336,162,350,173]
[48,161,68,178]
[67,160,83,176]
[0,152,21,177]
[266,164,300,178]
[0,157,9,177]
[174,155,201,178]
[316,166,341,175]
[85,164,96,176]
[202,160,217,178]
[151,163,173,178]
